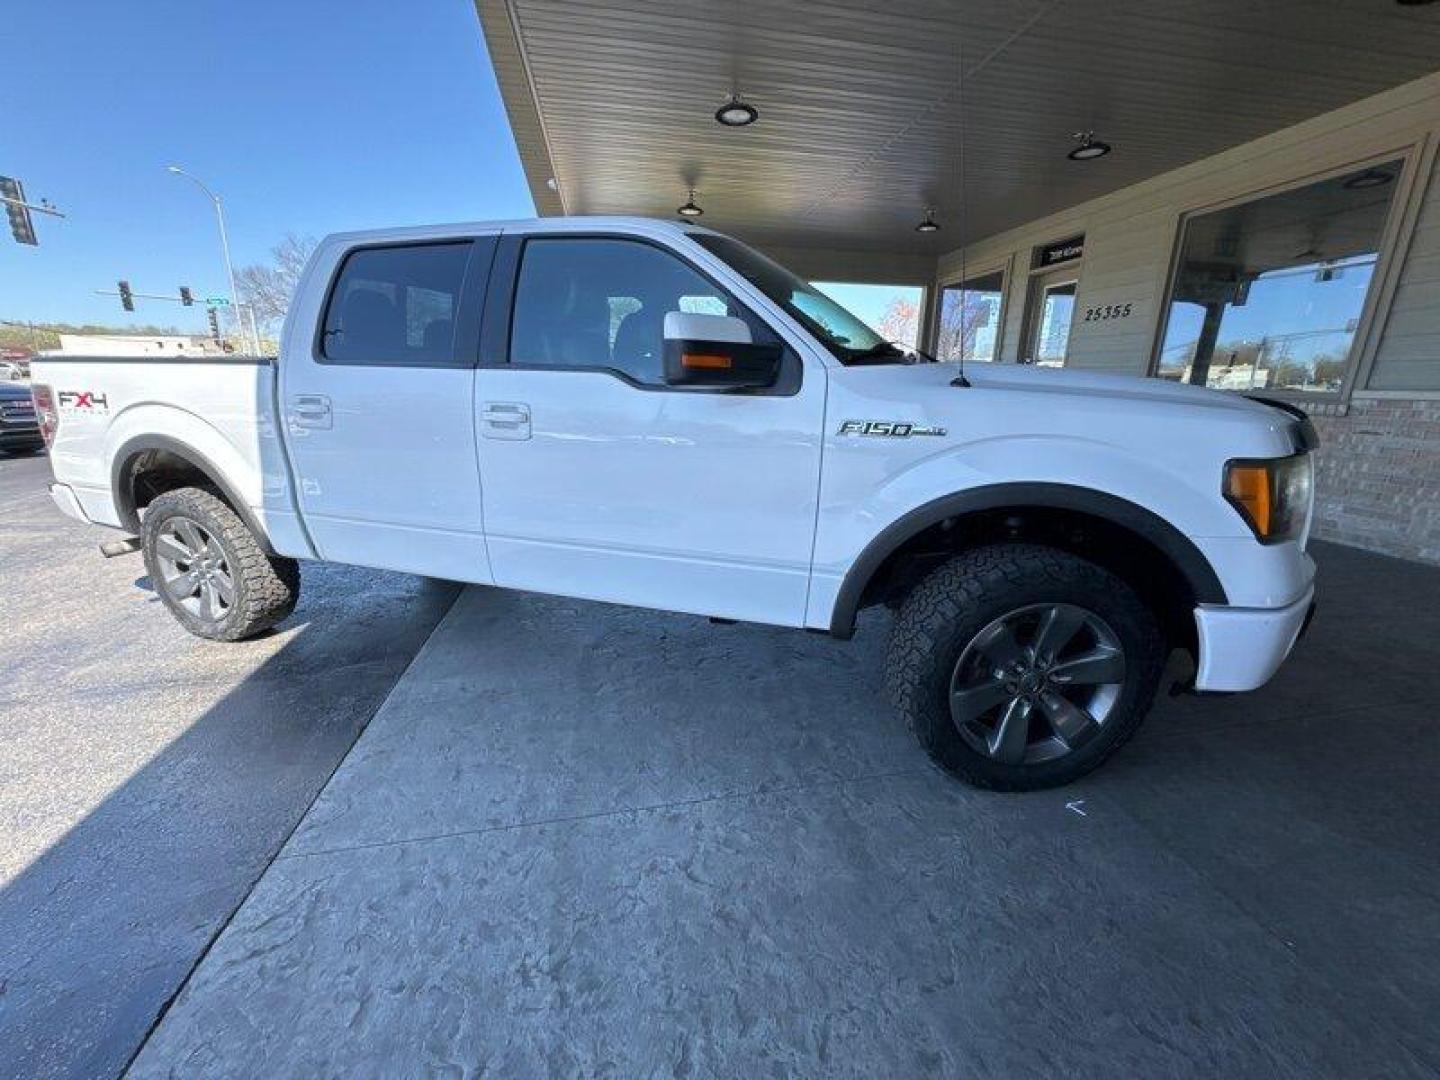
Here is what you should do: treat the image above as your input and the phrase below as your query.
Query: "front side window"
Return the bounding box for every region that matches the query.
[322,243,471,366]
[508,238,770,386]
[1155,160,1402,394]
[936,271,1004,363]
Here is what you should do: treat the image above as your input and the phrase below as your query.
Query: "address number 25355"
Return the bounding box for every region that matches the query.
[1082,303,1133,322]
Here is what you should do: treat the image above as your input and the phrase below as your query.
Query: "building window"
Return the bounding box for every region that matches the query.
[1154,159,1403,394]
[935,271,1004,363]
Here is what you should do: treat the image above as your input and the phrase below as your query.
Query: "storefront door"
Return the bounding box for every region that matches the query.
[1021,267,1079,366]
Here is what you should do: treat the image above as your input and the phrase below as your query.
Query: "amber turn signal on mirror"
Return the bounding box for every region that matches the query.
[681,353,733,369]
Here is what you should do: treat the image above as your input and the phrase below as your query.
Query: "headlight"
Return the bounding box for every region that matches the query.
[1223,452,1313,544]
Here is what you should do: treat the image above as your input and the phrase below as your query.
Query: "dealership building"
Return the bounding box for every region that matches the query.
[477,0,1440,563]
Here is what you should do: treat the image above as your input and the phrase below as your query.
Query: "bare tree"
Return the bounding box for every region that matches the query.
[876,296,921,349]
[236,234,317,341]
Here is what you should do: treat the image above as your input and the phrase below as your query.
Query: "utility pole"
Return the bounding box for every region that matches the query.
[242,304,264,355]
[165,166,259,355]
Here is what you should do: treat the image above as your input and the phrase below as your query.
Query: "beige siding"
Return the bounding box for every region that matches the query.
[936,73,1440,390]
[933,73,1440,564]
[1371,163,1440,391]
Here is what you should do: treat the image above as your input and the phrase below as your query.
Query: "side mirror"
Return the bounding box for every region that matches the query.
[662,312,783,389]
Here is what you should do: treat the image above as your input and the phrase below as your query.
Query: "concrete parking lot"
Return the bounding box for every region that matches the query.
[113,538,1437,1076]
[0,451,458,1078]
[3,447,1437,1078]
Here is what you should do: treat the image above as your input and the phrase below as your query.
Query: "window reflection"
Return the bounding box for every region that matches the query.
[937,270,1004,363]
[1156,160,1400,394]
[1033,282,1076,368]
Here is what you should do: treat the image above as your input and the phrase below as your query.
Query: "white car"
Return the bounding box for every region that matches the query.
[31,217,1316,789]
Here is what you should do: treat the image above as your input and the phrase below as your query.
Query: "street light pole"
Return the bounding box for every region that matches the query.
[165,165,258,355]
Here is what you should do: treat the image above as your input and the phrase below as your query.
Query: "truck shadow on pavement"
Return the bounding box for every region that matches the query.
[126,543,1440,1078]
[4,525,1439,1077]
[0,555,458,1080]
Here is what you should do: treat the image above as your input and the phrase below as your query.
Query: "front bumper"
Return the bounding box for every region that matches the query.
[1192,584,1316,692]
[0,424,43,449]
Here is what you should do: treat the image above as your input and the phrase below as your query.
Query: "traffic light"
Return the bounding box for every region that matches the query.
[179,286,194,307]
[118,280,135,312]
[207,307,221,344]
[0,176,38,246]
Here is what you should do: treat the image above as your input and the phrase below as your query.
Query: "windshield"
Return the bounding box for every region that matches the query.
[690,233,909,365]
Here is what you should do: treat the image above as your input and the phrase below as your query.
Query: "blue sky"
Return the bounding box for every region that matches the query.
[2,0,535,332]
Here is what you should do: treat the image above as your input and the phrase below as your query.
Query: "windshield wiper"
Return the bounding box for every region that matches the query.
[845,342,908,366]
[847,341,934,366]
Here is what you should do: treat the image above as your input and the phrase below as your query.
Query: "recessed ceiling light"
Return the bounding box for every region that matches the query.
[1067,131,1112,161]
[677,188,704,217]
[715,94,759,127]
[1343,168,1394,190]
[915,208,940,234]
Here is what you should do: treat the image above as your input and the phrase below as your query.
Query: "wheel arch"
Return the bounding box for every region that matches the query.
[111,434,276,554]
[828,483,1227,639]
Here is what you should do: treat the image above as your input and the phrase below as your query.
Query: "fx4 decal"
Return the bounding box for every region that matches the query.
[837,420,947,438]
[58,390,110,413]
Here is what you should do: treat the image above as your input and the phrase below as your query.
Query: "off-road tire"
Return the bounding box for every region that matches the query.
[141,486,300,642]
[885,543,1165,790]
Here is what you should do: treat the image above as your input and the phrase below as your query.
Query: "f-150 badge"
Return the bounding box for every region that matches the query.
[837,420,947,438]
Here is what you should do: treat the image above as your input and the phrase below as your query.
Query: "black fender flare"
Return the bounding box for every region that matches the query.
[110,434,276,554]
[828,482,1227,637]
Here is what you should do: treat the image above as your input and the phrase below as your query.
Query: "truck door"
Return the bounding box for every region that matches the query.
[280,237,494,582]
[474,234,826,627]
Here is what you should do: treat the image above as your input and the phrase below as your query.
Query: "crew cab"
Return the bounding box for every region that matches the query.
[31,217,1317,789]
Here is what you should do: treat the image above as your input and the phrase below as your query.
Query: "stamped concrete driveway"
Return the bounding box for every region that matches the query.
[0,451,458,1079]
[128,540,1440,1078]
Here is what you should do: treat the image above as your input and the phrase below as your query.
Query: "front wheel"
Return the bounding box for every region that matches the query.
[885,544,1165,791]
[141,486,300,641]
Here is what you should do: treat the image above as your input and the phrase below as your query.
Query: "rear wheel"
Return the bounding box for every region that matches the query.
[141,486,299,641]
[885,543,1165,790]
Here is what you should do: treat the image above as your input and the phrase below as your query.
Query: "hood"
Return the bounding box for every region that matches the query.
[954,362,1278,419]
[828,359,1308,463]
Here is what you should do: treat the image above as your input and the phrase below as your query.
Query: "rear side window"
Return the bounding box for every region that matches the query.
[321,243,471,366]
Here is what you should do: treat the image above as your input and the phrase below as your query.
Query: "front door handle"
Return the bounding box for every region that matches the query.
[289,393,332,429]
[480,402,531,440]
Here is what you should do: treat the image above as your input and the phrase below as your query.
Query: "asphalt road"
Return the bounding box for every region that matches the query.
[0,449,458,1079]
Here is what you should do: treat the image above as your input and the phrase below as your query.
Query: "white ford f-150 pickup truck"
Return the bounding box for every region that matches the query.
[33,217,1317,789]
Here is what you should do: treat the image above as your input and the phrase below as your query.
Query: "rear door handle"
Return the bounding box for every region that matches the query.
[289,393,332,430]
[480,402,531,440]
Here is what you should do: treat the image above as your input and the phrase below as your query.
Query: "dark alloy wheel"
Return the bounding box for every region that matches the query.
[886,543,1166,790]
[153,515,237,625]
[950,602,1126,767]
[141,486,300,641]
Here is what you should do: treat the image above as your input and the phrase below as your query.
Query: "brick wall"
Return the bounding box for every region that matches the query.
[1306,398,1440,564]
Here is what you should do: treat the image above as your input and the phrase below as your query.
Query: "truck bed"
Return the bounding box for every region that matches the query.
[30,355,311,556]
